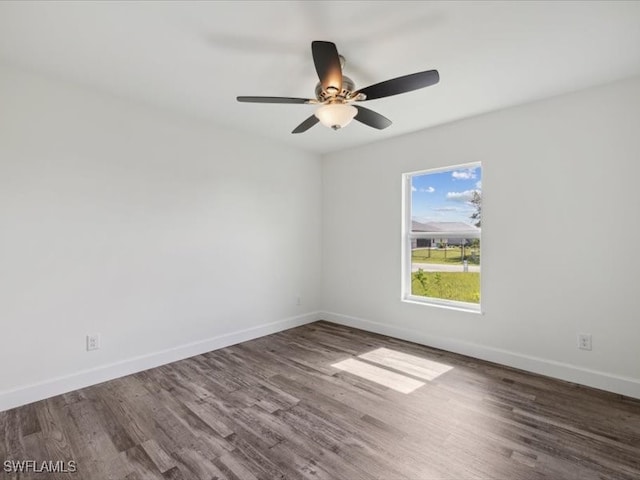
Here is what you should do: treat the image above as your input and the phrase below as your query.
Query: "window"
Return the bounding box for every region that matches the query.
[402,163,481,311]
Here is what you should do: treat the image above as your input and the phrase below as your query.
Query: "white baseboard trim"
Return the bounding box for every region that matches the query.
[0,311,321,412]
[320,311,640,400]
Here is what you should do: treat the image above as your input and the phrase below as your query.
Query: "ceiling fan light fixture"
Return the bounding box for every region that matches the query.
[315,103,357,130]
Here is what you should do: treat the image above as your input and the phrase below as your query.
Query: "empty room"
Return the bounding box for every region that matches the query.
[1,1,639,479]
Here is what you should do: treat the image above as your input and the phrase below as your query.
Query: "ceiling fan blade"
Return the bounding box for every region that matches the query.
[237,96,312,104]
[292,115,319,134]
[311,41,343,93]
[355,70,439,101]
[354,106,392,130]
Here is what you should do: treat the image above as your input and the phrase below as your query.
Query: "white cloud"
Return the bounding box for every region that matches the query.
[475,180,482,189]
[452,168,477,180]
[411,186,417,192]
[433,206,459,212]
[446,189,477,202]
[420,186,435,193]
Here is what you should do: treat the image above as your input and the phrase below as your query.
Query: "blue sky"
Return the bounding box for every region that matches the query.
[411,166,482,224]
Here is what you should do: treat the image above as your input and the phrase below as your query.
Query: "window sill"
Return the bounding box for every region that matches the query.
[402,295,483,314]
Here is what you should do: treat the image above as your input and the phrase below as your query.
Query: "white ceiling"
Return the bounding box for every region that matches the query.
[1,1,640,155]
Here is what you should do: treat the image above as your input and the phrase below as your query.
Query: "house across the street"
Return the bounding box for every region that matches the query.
[411,220,480,248]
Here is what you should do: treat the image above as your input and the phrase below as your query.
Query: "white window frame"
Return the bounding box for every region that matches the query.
[401,162,482,313]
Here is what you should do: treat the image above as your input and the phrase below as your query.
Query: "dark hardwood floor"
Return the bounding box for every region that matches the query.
[1,321,639,479]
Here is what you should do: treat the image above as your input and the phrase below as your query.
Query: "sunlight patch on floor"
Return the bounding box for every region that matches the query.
[331,348,454,394]
[331,358,425,394]
[359,347,453,381]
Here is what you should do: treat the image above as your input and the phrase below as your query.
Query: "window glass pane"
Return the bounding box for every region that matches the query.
[407,164,481,306]
[411,238,480,304]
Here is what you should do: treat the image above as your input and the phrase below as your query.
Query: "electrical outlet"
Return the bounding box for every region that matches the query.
[87,334,101,351]
[578,333,592,351]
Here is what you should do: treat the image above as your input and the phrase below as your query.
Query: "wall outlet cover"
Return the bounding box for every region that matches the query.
[86,334,101,351]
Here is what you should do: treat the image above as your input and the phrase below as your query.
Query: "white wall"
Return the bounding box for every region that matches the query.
[2,63,639,411]
[322,76,640,398]
[0,65,322,410]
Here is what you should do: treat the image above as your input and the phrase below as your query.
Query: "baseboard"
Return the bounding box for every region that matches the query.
[0,311,321,412]
[320,311,640,400]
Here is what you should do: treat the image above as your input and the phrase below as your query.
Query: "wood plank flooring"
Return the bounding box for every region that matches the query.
[1,321,639,479]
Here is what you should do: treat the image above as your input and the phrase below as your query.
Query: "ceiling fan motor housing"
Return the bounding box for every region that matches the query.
[315,75,355,103]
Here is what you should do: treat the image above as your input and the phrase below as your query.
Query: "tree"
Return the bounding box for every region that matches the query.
[470,190,482,227]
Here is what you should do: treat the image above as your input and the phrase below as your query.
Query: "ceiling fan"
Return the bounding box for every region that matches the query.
[237,41,439,134]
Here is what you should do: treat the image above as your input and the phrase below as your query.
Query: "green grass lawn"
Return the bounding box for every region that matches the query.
[412,247,480,265]
[412,271,480,303]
